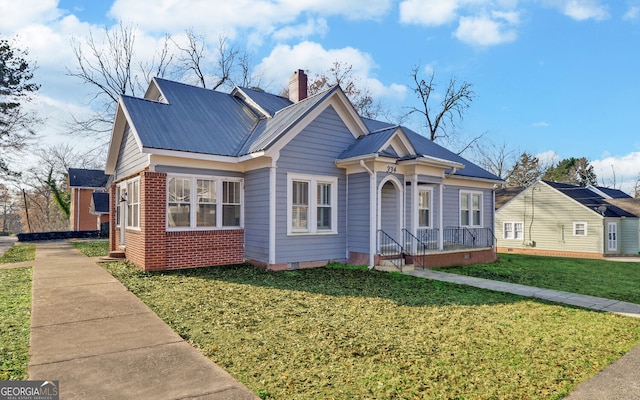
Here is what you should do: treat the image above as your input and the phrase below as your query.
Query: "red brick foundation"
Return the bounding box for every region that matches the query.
[349,248,497,268]
[496,247,603,259]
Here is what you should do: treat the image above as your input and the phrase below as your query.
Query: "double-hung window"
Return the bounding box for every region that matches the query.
[503,222,523,239]
[418,189,431,228]
[167,175,243,229]
[288,174,338,235]
[196,179,216,227]
[460,191,482,227]
[126,178,140,228]
[222,181,241,227]
[573,222,587,236]
[168,177,191,227]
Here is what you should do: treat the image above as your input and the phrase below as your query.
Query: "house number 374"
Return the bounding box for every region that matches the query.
[386,166,397,174]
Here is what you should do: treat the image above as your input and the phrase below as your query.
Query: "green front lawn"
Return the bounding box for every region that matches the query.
[71,240,109,258]
[437,253,640,304]
[0,244,35,264]
[0,267,32,380]
[103,261,640,399]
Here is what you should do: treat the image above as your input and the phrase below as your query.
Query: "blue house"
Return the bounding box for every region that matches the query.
[105,70,502,271]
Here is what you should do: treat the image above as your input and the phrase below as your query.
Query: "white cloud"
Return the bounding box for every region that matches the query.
[544,0,609,21]
[399,0,459,25]
[623,6,640,21]
[592,152,640,194]
[532,121,550,128]
[273,18,329,41]
[454,14,518,46]
[0,0,60,32]
[536,150,560,167]
[255,41,405,99]
[109,0,392,39]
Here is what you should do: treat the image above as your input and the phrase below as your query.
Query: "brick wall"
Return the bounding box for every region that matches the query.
[496,247,604,259]
[164,229,245,270]
[70,188,98,231]
[110,171,246,271]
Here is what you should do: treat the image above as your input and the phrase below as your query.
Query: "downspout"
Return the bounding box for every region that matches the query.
[76,189,81,231]
[360,160,376,269]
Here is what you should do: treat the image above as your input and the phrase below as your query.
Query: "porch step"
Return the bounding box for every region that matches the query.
[107,250,126,259]
[374,261,415,272]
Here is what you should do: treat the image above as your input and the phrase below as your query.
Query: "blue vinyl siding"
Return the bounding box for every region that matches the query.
[115,125,147,180]
[443,185,494,228]
[347,172,371,254]
[244,168,270,263]
[274,106,352,264]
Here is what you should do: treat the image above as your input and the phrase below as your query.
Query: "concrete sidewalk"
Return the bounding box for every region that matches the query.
[406,269,640,318]
[28,241,258,400]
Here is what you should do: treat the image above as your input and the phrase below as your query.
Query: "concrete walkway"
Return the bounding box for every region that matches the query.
[27,241,258,400]
[407,269,640,318]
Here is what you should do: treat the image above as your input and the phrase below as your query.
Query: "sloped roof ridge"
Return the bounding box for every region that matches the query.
[369,124,400,134]
[121,93,171,106]
[272,85,341,116]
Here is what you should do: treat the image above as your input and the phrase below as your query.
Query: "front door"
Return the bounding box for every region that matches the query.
[379,180,402,243]
[607,222,617,252]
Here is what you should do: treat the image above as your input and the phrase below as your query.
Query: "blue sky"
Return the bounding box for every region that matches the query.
[2,0,640,192]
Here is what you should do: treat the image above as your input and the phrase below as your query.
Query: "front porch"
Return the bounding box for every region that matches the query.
[375,227,497,271]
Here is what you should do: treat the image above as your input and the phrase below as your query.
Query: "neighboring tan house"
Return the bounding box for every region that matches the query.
[495,180,640,258]
[68,168,110,231]
[105,70,502,271]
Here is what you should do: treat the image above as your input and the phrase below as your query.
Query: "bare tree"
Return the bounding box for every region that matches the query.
[19,143,102,227]
[67,24,257,142]
[473,140,518,186]
[0,38,41,176]
[307,61,380,118]
[506,152,544,188]
[406,66,474,142]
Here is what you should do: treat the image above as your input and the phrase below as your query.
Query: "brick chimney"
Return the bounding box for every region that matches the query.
[288,69,308,103]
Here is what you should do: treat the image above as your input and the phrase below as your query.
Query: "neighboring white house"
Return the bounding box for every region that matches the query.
[496,180,640,258]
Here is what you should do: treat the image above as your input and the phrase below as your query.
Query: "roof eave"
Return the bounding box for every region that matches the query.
[144,147,266,163]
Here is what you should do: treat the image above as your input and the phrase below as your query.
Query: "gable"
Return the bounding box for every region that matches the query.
[257,86,368,158]
[278,105,360,172]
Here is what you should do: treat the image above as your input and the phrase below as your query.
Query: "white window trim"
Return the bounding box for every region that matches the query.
[166,174,244,231]
[460,190,483,228]
[115,186,121,227]
[503,221,523,240]
[287,173,338,235]
[417,187,433,229]
[119,177,140,231]
[573,222,588,236]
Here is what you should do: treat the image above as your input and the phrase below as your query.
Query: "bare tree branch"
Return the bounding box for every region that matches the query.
[405,66,474,142]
